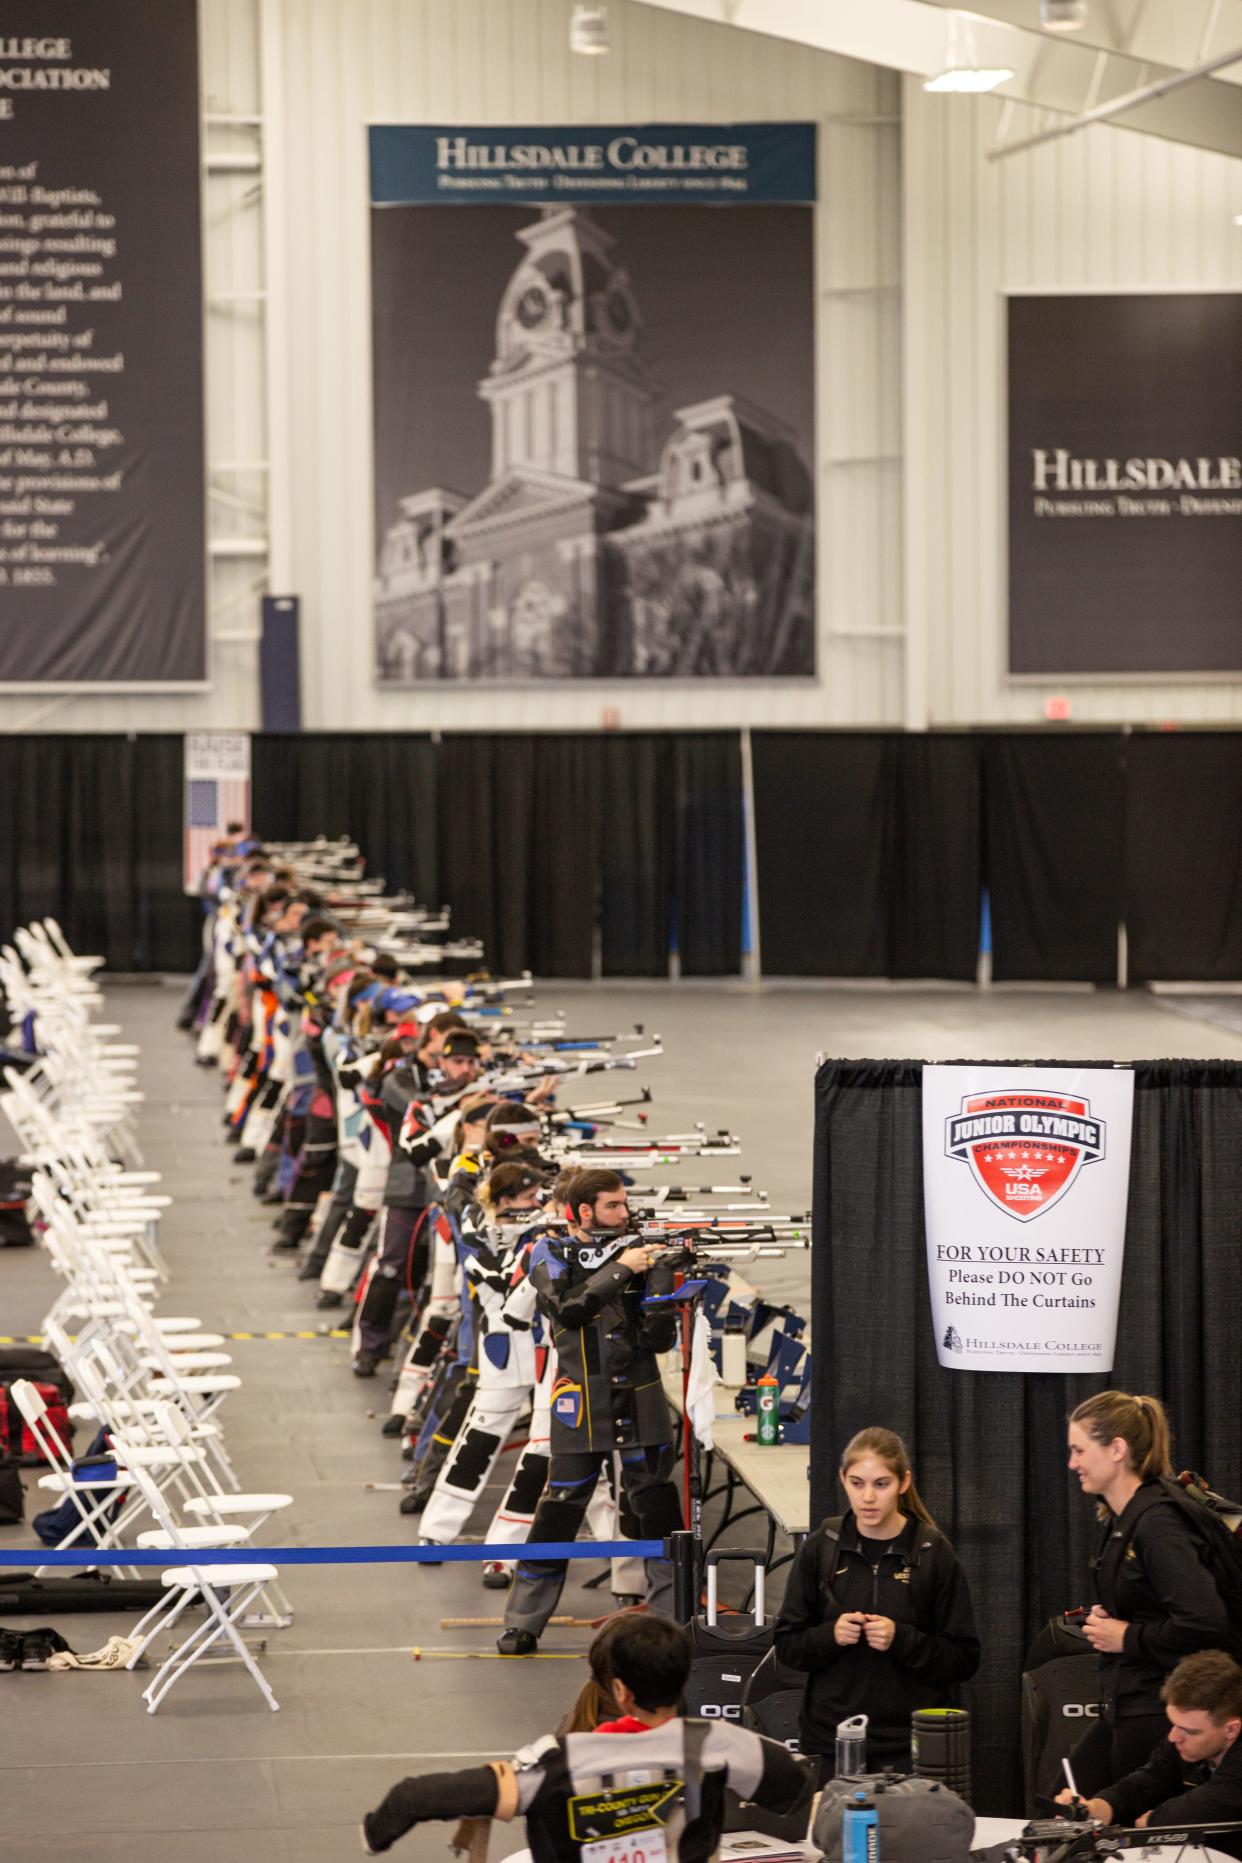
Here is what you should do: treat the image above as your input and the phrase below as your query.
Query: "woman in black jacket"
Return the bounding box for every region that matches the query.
[1068,1389,1232,1795]
[773,1427,980,1775]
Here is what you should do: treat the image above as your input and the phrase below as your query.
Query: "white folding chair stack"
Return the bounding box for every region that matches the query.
[1,923,294,1711]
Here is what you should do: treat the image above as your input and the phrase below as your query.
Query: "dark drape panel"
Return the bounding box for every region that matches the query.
[130,736,195,971]
[752,733,980,979]
[0,735,189,972]
[600,736,672,977]
[251,734,438,903]
[752,733,893,975]
[811,1058,1242,1815]
[983,734,1124,983]
[673,734,743,975]
[890,735,982,980]
[1125,735,1242,982]
[435,736,597,978]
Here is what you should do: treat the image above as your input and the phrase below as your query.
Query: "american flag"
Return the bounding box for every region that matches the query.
[183,736,251,891]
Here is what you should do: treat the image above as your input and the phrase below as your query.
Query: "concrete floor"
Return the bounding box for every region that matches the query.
[5,980,1242,1859]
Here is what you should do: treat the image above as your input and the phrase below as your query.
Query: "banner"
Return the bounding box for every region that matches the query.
[922,1065,1134,1373]
[0,2,205,685]
[370,123,816,685]
[184,733,250,892]
[1008,292,1242,677]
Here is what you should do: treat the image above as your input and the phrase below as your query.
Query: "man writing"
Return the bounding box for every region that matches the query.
[1057,1649,1242,1856]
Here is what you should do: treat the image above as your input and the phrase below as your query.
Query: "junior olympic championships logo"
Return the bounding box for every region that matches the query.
[944,1089,1105,1223]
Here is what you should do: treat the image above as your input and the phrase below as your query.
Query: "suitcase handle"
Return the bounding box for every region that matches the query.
[705,1548,766,1629]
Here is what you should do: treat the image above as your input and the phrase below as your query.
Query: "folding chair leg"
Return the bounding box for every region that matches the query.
[143,1580,279,1713]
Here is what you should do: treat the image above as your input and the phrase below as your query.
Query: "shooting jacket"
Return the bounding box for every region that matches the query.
[525,1234,678,1454]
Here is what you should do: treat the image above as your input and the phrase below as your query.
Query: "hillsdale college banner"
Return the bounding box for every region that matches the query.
[922,1065,1135,1373]
[0,2,205,685]
[369,124,816,684]
[1008,292,1242,677]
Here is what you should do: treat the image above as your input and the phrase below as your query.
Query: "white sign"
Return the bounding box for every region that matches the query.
[922,1065,1134,1374]
[186,732,251,781]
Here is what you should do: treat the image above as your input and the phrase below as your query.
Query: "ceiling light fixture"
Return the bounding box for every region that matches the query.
[570,4,610,55]
[1040,0,1088,29]
[924,11,1014,92]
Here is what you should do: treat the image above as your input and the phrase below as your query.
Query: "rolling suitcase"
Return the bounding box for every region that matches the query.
[1021,1613,1097,1813]
[683,1548,773,1724]
[684,1549,811,1840]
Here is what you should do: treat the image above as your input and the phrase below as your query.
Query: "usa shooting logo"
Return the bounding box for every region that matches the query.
[944,1089,1105,1223]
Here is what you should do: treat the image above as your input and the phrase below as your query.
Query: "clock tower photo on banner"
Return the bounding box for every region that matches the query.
[369,124,817,684]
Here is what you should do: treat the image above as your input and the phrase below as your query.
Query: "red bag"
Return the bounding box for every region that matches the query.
[0,1380,73,1466]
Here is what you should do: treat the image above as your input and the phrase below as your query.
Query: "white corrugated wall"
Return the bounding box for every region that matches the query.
[903,80,1242,728]
[0,0,902,733]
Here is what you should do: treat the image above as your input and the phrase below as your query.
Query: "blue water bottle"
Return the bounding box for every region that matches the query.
[841,1790,880,1863]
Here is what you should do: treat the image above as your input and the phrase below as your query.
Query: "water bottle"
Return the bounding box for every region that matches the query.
[720,1324,747,1386]
[835,1712,868,1780]
[841,1790,880,1863]
[756,1373,780,1445]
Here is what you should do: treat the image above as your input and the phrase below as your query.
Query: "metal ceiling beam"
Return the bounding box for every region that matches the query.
[915,0,1242,87]
[627,0,1242,160]
[986,37,1242,160]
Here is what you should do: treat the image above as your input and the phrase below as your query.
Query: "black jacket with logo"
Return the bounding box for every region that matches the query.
[1092,1482,1231,1720]
[1104,1727,1242,1859]
[773,1510,980,1762]
[525,1234,678,1454]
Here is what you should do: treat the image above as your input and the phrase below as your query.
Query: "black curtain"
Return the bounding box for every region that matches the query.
[250,734,439,903]
[251,731,741,980]
[1125,734,1242,982]
[752,733,980,979]
[674,734,743,975]
[890,735,981,980]
[0,734,190,973]
[434,736,598,978]
[600,736,673,977]
[752,733,894,975]
[983,734,1124,983]
[811,1058,1242,1814]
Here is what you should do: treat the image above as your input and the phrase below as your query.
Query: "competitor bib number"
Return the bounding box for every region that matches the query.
[580,1831,668,1863]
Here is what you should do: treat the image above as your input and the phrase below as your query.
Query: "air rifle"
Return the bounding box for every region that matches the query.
[1003,1816,1242,1860]
[486,1043,663,1095]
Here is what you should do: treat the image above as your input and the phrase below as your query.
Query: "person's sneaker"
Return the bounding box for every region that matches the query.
[611,1595,644,1609]
[352,1349,383,1378]
[496,1628,537,1656]
[398,1488,428,1515]
[380,1414,403,1438]
[0,1631,22,1672]
[481,1561,511,1590]
[234,1146,256,1164]
[417,1538,443,1566]
[315,1289,344,1310]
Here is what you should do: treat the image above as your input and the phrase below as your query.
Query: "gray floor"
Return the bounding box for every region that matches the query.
[6,980,1242,1859]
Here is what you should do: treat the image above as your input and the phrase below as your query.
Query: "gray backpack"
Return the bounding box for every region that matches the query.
[813,1772,974,1863]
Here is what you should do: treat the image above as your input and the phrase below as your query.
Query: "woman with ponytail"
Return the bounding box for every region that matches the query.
[774,1427,979,1775]
[1067,1389,1232,1793]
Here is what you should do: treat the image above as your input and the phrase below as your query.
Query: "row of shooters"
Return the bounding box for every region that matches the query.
[186,833,807,1641]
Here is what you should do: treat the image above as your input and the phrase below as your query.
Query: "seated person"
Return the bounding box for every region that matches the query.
[1057,1648,1242,1858]
[362,1614,813,1856]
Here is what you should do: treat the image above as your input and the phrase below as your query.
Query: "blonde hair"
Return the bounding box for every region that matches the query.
[1070,1390,1173,1484]
[840,1427,936,1529]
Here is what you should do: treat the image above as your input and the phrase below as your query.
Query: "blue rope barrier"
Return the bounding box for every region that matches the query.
[0,1539,665,1568]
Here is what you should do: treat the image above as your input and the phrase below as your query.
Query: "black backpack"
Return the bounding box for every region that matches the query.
[1116,1474,1242,1653]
